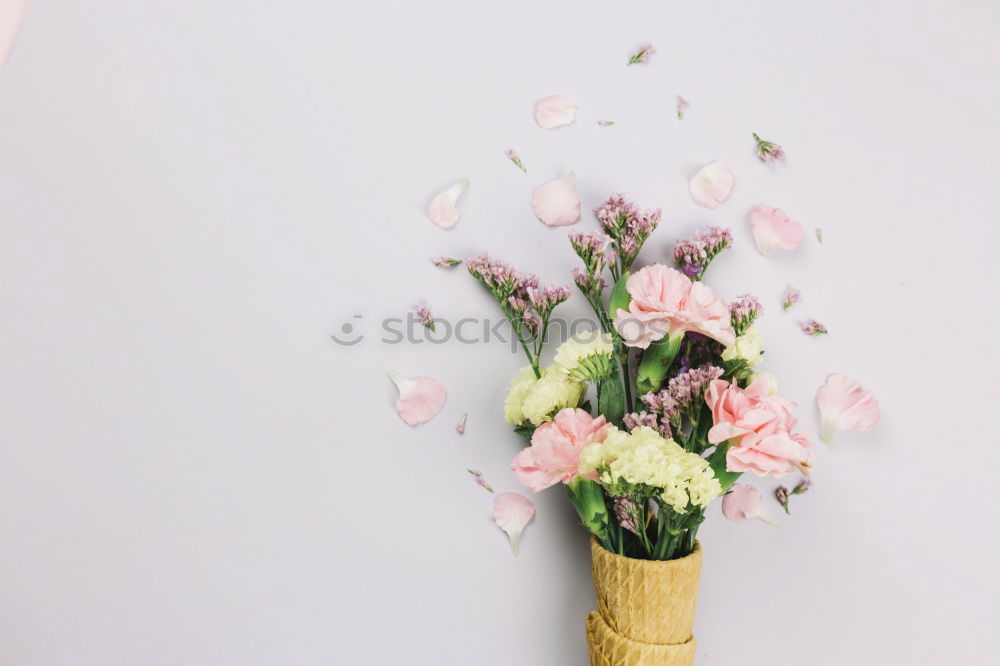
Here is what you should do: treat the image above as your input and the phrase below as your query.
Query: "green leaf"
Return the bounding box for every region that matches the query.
[513,424,536,440]
[597,370,626,427]
[608,272,632,319]
[566,477,610,548]
[707,442,743,492]
[635,335,683,395]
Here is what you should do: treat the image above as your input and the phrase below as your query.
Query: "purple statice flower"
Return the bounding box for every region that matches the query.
[527,284,572,315]
[467,468,494,493]
[623,411,671,439]
[415,301,435,332]
[672,226,733,280]
[569,231,611,273]
[456,413,468,435]
[627,43,655,66]
[466,252,523,298]
[572,267,606,294]
[676,95,689,120]
[505,149,527,173]
[642,365,724,440]
[612,496,640,535]
[593,194,661,274]
[801,320,828,336]
[730,294,762,336]
[597,120,616,127]
[783,286,801,312]
[752,132,786,163]
[522,311,542,337]
[775,486,791,514]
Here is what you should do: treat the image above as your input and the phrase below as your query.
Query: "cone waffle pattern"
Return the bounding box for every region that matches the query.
[585,537,702,665]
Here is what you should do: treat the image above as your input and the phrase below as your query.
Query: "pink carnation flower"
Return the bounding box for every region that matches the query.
[705,375,814,478]
[511,408,610,492]
[612,264,736,349]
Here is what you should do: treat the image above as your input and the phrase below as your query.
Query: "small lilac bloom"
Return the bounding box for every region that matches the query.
[783,287,801,312]
[505,149,527,173]
[801,320,828,336]
[415,301,435,332]
[597,120,616,127]
[432,256,462,268]
[752,132,786,163]
[456,412,468,435]
[677,96,689,120]
[467,468,494,493]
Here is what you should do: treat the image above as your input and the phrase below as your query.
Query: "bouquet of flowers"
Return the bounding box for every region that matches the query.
[468,193,817,664]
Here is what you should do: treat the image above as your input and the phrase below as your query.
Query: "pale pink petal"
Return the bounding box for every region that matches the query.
[426,179,469,229]
[456,412,468,435]
[750,205,803,256]
[722,484,776,525]
[817,374,880,443]
[492,492,535,556]
[690,161,734,209]
[530,172,580,227]
[387,370,447,425]
[0,0,27,70]
[534,95,577,129]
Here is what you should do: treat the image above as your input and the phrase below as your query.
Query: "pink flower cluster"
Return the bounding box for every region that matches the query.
[512,408,609,492]
[729,294,762,335]
[593,195,661,272]
[613,264,736,349]
[632,364,724,438]
[705,375,814,478]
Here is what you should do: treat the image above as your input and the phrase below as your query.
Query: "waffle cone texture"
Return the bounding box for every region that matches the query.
[585,537,702,665]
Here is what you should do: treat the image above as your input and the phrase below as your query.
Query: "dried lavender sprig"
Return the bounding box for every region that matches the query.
[432,256,462,268]
[801,320,828,336]
[783,287,801,312]
[730,294,762,336]
[613,495,640,534]
[752,132,786,163]
[505,149,527,173]
[627,44,655,66]
[672,226,732,281]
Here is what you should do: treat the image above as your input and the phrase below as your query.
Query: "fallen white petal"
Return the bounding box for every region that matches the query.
[530,172,580,227]
[426,179,469,229]
[534,95,577,129]
[690,161,735,209]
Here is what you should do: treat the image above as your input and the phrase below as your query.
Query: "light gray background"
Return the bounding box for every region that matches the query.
[1,1,997,664]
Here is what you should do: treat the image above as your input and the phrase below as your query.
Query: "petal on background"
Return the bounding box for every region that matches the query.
[530,172,581,227]
[492,492,536,556]
[690,161,734,208]
[817,374,880,443]
[534,95,577,129]
[387,370,447,425]
[0,0,27,70]
[750,205,804,256]
[426,179,469,229]
[722,484,776,525]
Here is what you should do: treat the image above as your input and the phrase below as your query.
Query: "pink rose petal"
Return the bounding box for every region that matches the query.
[817,374,880,443]
[530,172,581,227]
[722,484,776,525]
[750,205,803,256]
[492,492,535,556]
[426,179,469,229]
[690,161,734,209]
[387,370,447,425]
[0,0,26,70]
[534,95,577,129]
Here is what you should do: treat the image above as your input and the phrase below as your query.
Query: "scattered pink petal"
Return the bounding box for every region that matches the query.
[816,228,824,244]
[426,179,469,229]
[456,412,468,435]
[505,149,527,173]
[414,301,435,332]
[467,468,493,493]
[817,374,880,444]
[534,95,577,129]
[492,492,535,556]
[627,43,655,65]
[722,484,776,525]
[530,172,581,227]
[801,320,828,336]
[0,0,26,70]
[432,256,462,268]
[597,120,616,127]
[676,96,689,120]
[387,370,447,426]
[750,205,803,256]
[689,162,734,209]
[783,286,801,311]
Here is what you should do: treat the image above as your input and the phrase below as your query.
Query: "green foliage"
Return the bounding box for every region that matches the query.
[566,477,611,548]
[597,371,626,427]
[635,335,683,395]
[707,442,743,492]
[608,272,632,319]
